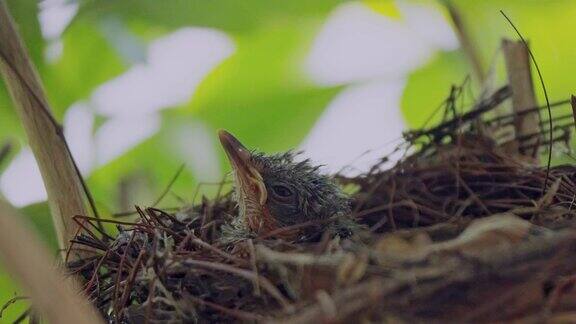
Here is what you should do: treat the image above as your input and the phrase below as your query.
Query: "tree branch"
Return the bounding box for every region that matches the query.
[0,199,102,323]
[0,1,88,259]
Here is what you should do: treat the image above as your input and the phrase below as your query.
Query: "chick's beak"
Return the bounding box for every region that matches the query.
[218,130,267,206]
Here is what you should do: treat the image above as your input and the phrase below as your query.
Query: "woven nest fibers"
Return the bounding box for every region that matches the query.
[68,87,576,323]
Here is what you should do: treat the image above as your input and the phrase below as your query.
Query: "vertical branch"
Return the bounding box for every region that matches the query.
[502,39,540,160]
[0,200,102,324]
[443,1,486,84]
[0,1,87,258]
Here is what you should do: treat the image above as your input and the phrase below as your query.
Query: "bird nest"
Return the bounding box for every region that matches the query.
[69,85,576,323]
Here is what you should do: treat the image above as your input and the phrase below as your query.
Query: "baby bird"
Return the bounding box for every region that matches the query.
[218,130,353,240]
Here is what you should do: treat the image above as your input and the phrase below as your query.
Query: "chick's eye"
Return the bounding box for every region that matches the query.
[272,184,293,198]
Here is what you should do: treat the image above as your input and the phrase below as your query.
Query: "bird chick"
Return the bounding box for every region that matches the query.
[218,130,353,241]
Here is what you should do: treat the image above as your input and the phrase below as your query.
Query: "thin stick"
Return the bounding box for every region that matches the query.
[183,259,293,311]
[0,1,92,259]
[152,163,186,207]
[0,296,28,317]
[0,200,103,324]
[188,234,248,266]
[114,164,186,217]
[502,39,540,159]
[247,239,261,296]
[500,10,553,195]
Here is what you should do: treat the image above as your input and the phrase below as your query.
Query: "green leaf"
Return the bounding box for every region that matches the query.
[186,20,342,152]
[77,0,345,34]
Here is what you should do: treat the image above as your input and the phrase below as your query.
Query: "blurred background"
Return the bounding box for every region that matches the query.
[0,0,575,320]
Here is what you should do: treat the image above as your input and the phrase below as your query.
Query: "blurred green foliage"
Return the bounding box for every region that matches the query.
[0,0,574,321]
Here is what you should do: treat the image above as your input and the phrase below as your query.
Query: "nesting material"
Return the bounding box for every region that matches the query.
[69,86,576,323]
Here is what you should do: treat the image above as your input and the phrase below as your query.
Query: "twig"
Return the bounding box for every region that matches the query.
[114,164,186,217]
[502,39,540,159]
[500,10,553,196]
[0,295,27,318]
[188,295,265,321]
[152,164,186,207]
[188,234,248,266]
[247,239,261,296]
[183,259,293,311]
